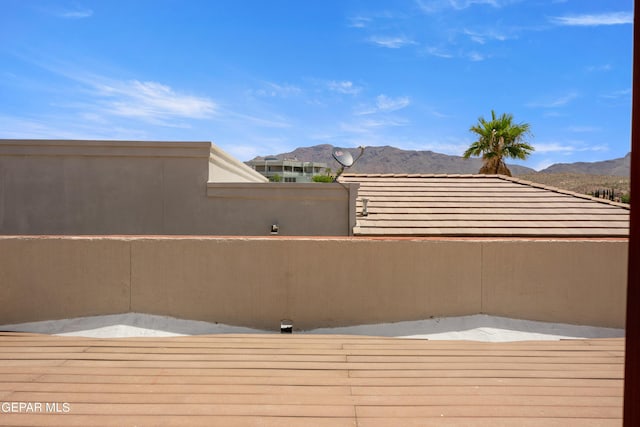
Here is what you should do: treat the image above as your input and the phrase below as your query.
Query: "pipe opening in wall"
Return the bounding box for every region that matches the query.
[280,319,293,334]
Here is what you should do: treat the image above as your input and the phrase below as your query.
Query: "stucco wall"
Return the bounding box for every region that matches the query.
[0,140,355,236]
[481,240,628,327]
[0,237,131,322]
[0,236,627,329]
[206,183,358,236]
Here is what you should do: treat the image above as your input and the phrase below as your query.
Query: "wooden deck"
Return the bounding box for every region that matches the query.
[0,332,624,426]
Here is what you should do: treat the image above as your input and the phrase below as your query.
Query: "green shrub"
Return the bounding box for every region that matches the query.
[312,175,334,183]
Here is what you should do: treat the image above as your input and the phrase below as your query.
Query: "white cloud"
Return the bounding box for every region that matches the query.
[327,80,362,95]
[412,139,470,155]
[467,51,485,61]
[424,46,491,62]
[348,16,372,28]
[527,92,579,108]
[423,46,454,58]
[376,95,411,112]
[78,112,109,124]
[542,111,565,118]
[449,0,501,9]
[225,145,268,161]
[0,114,148,140]
[427,108,452,119]
[94,80,217,123]
[57,7,93,19]
[23,60,217,124]
[463,29,508,44]
[15,60,300,134]
[368,35,416,49]
[224,111,291,129]
[465,32,486,45]
[601,88,631,99]
[416,0,509,13]
[309,133,335,141]
[534,142,608,154]
[533,143,574,153]
[567,126,601,133]
[585,64,612,72]
[340,117,409,134]
[356,94,411,115]
[550,12,633,27]
[253,82,301,98]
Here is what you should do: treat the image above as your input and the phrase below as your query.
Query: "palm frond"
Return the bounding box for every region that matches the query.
[464,110,534,174]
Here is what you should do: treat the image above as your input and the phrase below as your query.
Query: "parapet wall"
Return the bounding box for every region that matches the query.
[0,140,356,236]
[0,236,627,329]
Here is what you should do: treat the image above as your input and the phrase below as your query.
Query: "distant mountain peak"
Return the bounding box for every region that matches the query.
[539,152,630,176]
[249,144,535,175]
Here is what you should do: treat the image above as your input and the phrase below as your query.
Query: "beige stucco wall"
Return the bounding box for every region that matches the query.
[0,139,354,236]
[206,183,359,236]
[0,237,627,329]
[130,238,481,329]
[0,237,131,322]
[481,240,628,327]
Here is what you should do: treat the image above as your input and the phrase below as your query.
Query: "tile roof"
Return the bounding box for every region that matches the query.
[0,332,624,425]
[339,174,630,237]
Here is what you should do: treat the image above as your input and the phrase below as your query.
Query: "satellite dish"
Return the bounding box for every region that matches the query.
[331,146,366,182]
[332,149,354,168]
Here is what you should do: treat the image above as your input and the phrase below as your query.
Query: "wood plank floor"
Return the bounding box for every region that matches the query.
[0,332,624,426]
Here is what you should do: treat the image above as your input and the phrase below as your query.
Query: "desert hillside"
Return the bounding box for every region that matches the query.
[539,153,630,176]
[251,145,630,201]
[518,173,629,201]
[251,144,535,175]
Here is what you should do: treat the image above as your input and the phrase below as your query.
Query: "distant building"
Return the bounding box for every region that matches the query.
[246,157,328,182]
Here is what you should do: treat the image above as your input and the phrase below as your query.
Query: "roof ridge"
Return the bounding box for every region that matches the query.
[499,175,630,210]
[341,173,507,178]
[341,173,630,210]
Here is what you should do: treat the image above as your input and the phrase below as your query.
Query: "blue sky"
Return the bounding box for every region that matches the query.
[0,0,633,170]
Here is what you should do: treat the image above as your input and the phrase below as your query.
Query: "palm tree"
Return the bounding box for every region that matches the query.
[463,110,534,176]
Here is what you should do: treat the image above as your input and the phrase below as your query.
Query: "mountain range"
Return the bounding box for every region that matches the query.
[250,144,631,176]
[540,153,630,176]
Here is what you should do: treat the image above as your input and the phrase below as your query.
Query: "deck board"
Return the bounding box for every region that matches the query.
[0,333,625,426]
